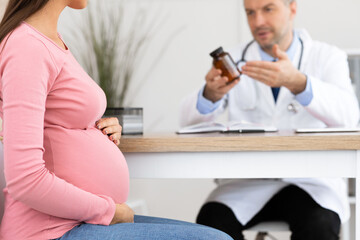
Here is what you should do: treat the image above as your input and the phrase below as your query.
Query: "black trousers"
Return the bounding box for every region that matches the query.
[196,185,341,240]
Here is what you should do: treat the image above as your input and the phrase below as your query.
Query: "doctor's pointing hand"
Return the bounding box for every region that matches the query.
[242,44,307,95]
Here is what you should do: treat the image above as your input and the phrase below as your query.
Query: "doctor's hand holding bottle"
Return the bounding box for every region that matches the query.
[203,67,240,103]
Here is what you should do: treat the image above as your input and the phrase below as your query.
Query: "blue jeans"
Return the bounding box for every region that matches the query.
[54,215,233,240]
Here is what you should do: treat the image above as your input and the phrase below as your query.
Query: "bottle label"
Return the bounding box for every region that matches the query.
[223,55,240,77]
[224,55,239,75]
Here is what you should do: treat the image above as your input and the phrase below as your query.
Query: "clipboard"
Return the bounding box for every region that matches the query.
[295,127,360,133]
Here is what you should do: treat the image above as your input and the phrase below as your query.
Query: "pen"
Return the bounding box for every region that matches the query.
[221,129,266,133]
[239,129,265,133]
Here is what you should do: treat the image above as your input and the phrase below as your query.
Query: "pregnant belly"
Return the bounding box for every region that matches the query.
[43,127,129,203]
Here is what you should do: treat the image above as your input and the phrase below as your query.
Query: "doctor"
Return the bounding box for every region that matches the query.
[180,0,359,239]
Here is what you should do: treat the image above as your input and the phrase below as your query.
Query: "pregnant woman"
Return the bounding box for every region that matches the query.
[0,0,233,239]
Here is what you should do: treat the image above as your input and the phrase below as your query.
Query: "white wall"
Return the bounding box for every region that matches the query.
[236,0,360,50]
[0,0,6,16]
[295,0,360,50]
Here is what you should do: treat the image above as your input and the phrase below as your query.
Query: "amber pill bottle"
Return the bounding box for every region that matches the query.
[210,47,241,82]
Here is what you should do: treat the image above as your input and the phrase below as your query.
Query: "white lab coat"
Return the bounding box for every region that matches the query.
[179,29,359,225]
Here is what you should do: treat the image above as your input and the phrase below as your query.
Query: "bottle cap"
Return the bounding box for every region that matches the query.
[210,47,224,58]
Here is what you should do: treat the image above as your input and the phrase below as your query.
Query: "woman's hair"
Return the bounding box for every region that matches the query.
[0,0,49,44]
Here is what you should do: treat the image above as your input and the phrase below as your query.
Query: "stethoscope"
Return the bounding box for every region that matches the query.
[235,37,304,113]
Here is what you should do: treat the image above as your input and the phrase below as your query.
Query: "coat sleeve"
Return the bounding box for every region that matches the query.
[1,36,115,225]
[304,44,359,127]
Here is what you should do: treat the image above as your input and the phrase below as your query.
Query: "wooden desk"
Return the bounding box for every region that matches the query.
[119,131,360,239]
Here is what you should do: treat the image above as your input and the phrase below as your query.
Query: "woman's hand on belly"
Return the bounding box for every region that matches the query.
[110,203,134,224]
[96,117,122,146]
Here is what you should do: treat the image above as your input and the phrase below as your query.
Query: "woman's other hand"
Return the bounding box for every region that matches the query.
[110,203,134,224]
[96,117,122,145]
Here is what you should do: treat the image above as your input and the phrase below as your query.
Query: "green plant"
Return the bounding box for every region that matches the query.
[77,1,154,107]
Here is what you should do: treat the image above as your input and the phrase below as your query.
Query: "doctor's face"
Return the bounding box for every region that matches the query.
[244,0,296,51]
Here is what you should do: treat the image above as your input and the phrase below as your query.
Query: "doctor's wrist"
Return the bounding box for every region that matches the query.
[203,85,224,103]
[287,72,307,95]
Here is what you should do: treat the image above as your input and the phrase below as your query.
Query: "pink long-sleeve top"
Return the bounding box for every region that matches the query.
[0,22,129,239]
